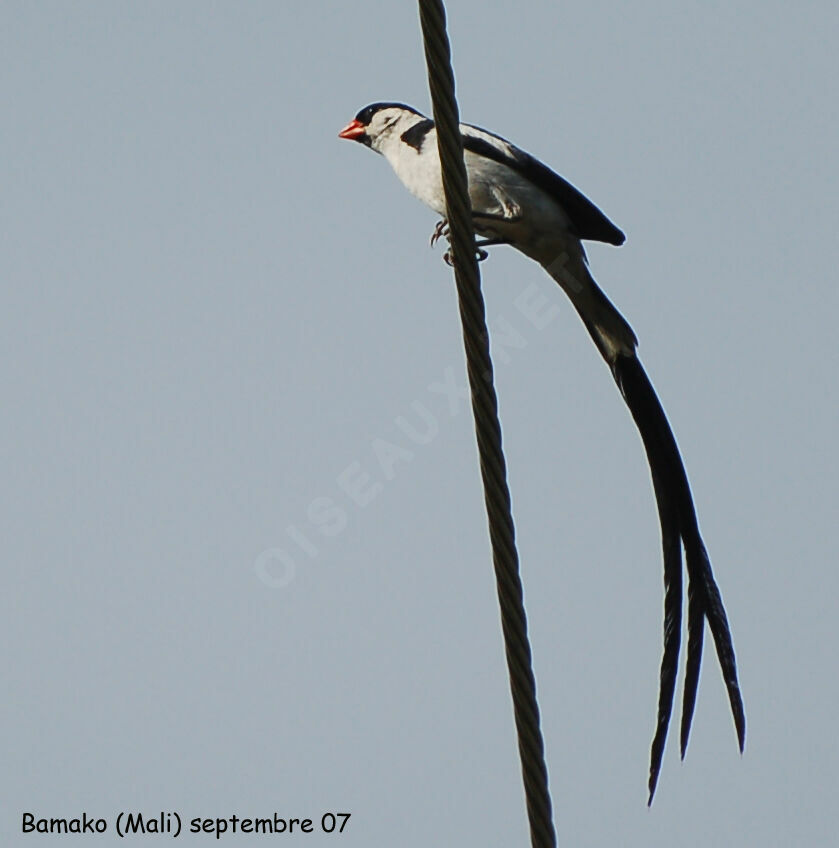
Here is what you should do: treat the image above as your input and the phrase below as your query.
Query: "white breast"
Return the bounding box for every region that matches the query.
[380,131,447,216]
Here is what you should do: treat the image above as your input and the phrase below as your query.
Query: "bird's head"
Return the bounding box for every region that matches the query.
[339,103,426,154]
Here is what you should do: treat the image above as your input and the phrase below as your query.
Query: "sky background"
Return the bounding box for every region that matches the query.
[2,2,837,845]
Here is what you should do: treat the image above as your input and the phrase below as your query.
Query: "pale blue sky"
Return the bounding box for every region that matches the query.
[2,2,837,845]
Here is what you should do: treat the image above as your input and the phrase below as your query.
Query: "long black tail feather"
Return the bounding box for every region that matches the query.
[608,352,746,802]
[541,254,744,797]
[680,580,704,758]
[645,470,683,804]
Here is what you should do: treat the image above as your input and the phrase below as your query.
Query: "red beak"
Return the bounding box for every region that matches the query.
[338,119,367,141]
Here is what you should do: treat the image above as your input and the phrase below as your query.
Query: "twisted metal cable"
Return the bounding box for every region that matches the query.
[417,3,557,846]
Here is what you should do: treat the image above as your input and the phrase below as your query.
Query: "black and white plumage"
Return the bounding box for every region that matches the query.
[339,102,745,802]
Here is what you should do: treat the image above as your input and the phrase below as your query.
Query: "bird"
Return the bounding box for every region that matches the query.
[339,102,745,803]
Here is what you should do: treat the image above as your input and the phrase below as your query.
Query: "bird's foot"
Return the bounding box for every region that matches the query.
[443,247,489,267]
[430,219,450,247]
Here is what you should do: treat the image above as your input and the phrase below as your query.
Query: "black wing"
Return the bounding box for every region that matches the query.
[461,124,626,246]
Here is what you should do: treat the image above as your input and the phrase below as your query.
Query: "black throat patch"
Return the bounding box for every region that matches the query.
[400,119,434,152]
